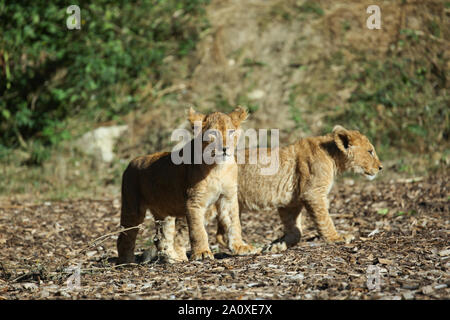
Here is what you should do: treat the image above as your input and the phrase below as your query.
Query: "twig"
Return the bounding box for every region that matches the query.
[47,263,140,275]
[9,225,144,283]
[79,225,144,253]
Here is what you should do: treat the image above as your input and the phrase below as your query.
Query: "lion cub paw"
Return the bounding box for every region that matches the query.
[328,233,355,244]
[231,243,261,255]
[263,241,288,253]
[191,249,214,261]
[341,233,355,244]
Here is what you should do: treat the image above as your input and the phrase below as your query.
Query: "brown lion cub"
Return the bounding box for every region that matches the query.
[117,107,257,264]
[213,125,383,252]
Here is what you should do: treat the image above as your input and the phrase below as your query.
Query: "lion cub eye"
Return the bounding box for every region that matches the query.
[368,150,374,156]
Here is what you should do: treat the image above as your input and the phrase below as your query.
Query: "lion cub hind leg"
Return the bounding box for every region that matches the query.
[173,217,189,262]
[216,196,260,255]
[216,221,228,248]
[117,194,146,265]
[156,216,188,263]
[264,206,302,253]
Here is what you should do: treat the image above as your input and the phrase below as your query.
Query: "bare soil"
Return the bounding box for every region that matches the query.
[0,174,448,300]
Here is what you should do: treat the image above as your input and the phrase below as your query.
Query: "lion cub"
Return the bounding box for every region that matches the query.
[117,107,257,264]
[213,125,383,251]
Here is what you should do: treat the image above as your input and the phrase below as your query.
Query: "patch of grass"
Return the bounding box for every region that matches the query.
[297,1,324,17]
[341,20,351,32]
[242,58,267,68]
[288,88,310,133]
[213,87,234,113]
[428,20,441,38]
[395,210,418,217]
[236,94,260,114]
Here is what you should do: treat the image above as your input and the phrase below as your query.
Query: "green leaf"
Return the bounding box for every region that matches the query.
[377,208,389,215]
[1,109,11,120]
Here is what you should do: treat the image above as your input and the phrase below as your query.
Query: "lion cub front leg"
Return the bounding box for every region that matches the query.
[186,200,214,260]
[157,216,188,263]
[304,194,353,244]
[216,195,259,255]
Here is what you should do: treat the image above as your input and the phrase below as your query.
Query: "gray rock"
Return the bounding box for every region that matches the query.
[421,285,434,295]
[75,125,128,162]
[402,291,414,300]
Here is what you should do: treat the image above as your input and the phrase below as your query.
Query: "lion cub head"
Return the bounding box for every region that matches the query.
[188,106,248,163]
[333,125,383,180]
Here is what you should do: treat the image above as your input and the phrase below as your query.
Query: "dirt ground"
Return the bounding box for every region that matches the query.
[0,174,448,300]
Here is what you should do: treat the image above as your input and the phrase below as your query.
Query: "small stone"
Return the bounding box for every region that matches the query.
[421,285,434,295]
[438,249,450,257]
[402,291,414,300]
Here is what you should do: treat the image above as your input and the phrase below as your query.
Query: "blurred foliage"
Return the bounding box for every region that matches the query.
[326,31,448,157]
[0,0,210,163]
[330,58,448,155]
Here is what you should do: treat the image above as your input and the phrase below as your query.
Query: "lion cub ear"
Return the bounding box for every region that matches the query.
[187,107,206,125]
[333,125,351,153]
[229,106,248,127]
[332,125,348,133]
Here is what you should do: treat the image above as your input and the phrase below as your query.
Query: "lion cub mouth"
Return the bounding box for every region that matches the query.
[364,172,377,181]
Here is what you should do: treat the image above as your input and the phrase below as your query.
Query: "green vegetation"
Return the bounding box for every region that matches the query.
[297,1,324,17]
[0,0,210,164]
[327,39,448,159]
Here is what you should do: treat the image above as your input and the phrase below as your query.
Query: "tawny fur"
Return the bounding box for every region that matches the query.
[116,107,257,264]
[169,126,382,253]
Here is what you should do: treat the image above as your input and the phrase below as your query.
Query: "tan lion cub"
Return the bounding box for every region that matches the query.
[213,125,383,251]
[117,107,256,264]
